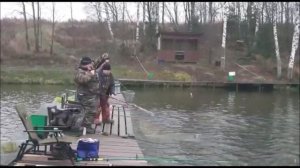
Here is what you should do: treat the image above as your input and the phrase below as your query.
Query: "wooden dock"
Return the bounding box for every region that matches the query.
[118,78,299,92]
[13,94,148,166]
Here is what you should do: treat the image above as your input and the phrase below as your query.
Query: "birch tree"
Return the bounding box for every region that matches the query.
[143,2,146,36]
[220,2,228,71]
[105,2,114,40]
[252,2,261,49]
[272,2,282,79]
[155,2,159,35]
[287,3,300,80]
[22,2,30,51]
[122,2,125,22]
[161,2,165,28]
[136,2,140,42]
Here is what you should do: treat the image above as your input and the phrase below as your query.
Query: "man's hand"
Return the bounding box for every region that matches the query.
[90,70,95,75]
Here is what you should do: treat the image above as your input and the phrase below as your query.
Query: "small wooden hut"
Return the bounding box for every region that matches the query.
[157,31,203,63]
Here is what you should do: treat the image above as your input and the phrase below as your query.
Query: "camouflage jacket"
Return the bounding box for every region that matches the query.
[98,70,115,96]
[74,66,99,95]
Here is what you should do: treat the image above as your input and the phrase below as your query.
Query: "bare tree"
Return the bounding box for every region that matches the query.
[105,2,114,40]
[209,2,213,23]
[122,2,125,22]
[221,2,228,71]
[136,2,140,42]
[155,2,159,35]
[70,2,74,26]
[22,2,30,51]
[106,2,119,22]
[272,2,282,79]
[165,2,178,31]
[143,2,146,36]
[32,2,39,52]
[203,2,207,23]
[252,2,261,49]
[174,2,178,26]
[161,2,165,28]
[37,2,41,49]
[50,2,55,55]
[287,3,300,80]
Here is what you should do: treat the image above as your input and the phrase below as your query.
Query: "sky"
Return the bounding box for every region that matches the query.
[1,2,93,21]
[0,2,190,23]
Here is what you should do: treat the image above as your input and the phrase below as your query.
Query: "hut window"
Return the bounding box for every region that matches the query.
[175,51,184,60]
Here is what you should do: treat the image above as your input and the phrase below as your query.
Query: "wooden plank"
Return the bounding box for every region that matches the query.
[123,106,135,137]
[111,105,119,135]
[99,151,143,158]
[21,154,73,166]
[109,160,148,166]
[118,107,126,137]
[102,108,113,134]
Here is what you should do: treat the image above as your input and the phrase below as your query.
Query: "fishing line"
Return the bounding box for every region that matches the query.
[109,96,155,116]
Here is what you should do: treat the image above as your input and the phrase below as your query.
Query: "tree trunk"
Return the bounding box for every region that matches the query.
[285,2,289,24]
[22,2,30,51]
[122,2,125,22]
[174,2,178,26]
[287,5,300,80]
[252,3,260,50]
[105,2,114,40]
[221,2,228,71]
[32,2,39,52]
[209,2,212,23]
[37,2,40,51]
[237,2,241,38]
[273,17,282,79]
[136,2,140,42]
[162,2,165,28]
[70,2,74,26]
[190,2,195,32]
[155,2,159,35]
[280,2,284,23]
[50,2,55,55]
[261,2,265,24]
[143,2,146,36]
[203,2,207,23]
[39,3,42,49]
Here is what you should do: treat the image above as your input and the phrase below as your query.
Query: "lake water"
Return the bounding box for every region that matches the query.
[0,84,299,166]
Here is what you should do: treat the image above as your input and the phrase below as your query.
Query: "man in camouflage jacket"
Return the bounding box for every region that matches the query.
[74,56,100,134]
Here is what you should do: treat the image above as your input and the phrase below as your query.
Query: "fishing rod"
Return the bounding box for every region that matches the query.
[109,96,154,116]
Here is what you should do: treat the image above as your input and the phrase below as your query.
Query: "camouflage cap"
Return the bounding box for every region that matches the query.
[80,56,92,65]
[102,53,109,60]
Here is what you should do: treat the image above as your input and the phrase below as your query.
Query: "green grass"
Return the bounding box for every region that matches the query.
[0,66,74,85]
[1,65,193,85]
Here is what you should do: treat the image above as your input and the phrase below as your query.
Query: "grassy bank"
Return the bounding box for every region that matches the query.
[1,66,75,85]
[0,65,193,85]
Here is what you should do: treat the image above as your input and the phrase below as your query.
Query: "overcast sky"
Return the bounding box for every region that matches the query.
[0,2,194,23]
[1,2,96,21]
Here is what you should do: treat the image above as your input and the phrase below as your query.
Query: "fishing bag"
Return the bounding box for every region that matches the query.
[76,138,100,159]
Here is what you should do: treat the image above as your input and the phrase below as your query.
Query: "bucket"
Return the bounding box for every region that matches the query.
[114,80,121,94]
[227,71,235,82]
[147,72,154,80]
[30,115,48,138]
